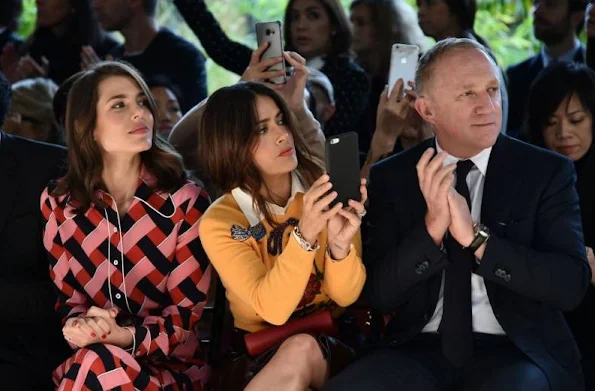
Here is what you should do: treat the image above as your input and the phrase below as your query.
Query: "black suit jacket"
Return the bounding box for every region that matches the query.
[0,132,69,389]
[506,47,585,138]
[365,135,590,390]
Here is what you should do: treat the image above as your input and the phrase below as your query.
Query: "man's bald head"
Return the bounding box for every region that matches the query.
[415,38,498,97]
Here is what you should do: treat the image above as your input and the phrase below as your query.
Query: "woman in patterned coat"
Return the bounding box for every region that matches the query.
[40,61,211,390]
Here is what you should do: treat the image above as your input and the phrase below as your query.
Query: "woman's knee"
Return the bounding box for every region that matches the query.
[277,334,325,365]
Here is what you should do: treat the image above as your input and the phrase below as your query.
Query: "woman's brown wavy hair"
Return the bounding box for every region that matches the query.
[284,0,353,58]
[198,82,323,227]
[52,61,187,212]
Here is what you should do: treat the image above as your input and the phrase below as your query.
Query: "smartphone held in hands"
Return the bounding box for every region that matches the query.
[325,132,361,208]
[388,44,420,97]
[256,21,287,85]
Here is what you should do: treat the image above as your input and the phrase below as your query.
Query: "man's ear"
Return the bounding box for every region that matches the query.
[414,96,436,126]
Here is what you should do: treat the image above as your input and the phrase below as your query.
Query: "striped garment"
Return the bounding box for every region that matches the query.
[41,168,211,390]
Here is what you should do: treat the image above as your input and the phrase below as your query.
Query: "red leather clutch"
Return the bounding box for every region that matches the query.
[244,311,338,357]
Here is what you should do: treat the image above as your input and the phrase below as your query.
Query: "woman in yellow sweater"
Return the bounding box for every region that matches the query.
[198,52,367,390]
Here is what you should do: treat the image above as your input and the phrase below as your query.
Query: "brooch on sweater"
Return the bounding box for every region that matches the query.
[230,223,266,242]
[267,217,299,256]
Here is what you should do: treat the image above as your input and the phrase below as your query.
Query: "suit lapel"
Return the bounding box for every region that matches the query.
[0,133,19,236]
[480,135,521,227]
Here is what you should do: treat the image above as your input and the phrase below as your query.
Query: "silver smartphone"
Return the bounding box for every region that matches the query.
[255,21,287,85]
[388,44,420,98]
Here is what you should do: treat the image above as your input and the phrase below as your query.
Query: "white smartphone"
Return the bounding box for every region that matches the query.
[255,21,287,84]
[388,44,420,98]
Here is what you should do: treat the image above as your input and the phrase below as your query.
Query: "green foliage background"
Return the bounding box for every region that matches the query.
[17,0,549,94]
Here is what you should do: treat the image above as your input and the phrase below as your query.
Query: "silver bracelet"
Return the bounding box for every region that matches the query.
[292,226,320,252]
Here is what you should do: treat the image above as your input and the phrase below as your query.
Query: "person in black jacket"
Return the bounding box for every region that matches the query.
[90,0,208,112]
[0,72,69,389]
[324,38,590,391]
[526,61,595,390]
[507,0,588,138]
[173,0,369,148]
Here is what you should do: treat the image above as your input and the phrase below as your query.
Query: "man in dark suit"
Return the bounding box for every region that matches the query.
[507,0,587,138]
[323,38,590,391]
[0,0,23,55]
[0,72,69,388]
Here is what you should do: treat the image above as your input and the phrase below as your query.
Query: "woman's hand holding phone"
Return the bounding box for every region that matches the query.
[327,178,367,260]
[240,45,308,113]
[240,42,286,83]
[267,51,309,112]
[298,174,344,246]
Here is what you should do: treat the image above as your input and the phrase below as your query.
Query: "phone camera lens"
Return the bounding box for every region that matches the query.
[266,29,272,36]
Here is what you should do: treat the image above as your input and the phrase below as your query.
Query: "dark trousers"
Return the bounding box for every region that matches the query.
[323,333,552,391]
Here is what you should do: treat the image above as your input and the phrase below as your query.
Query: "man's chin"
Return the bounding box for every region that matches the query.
[534,31,567,47]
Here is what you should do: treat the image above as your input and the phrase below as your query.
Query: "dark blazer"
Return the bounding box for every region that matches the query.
[365,135,591,390]
[506,47,585,138]
[0,132,69,389]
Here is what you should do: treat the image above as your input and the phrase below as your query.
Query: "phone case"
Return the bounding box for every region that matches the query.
[388,44,420,97]
[256,21,287,85]
[325,132,361,208]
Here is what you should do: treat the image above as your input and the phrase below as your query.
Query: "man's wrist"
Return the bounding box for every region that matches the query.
[425,217,446,247]
[461,224,476,248]
[464,223,490,255]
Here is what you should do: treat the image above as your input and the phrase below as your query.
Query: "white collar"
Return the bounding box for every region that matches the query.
[541,39,581,68]
[231,171,306,227]
[306,56,325,70]
[435,138,492,177]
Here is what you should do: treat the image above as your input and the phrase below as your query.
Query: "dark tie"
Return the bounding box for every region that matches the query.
[440,159,475,366]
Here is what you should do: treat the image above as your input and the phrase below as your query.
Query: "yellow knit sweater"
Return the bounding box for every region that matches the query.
[199,176,366,332]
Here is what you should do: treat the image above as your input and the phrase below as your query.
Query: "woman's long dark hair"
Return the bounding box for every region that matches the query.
[526,62,595,148]
[198,82,323,227]
[52,61,187,213]
[284,0,353,58]
[350,0,427,78]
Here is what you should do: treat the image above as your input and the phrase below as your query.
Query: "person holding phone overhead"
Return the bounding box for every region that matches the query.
[40,62,212,390]
[349,0,428,148]
[172,0,370,148]
[198,53,366,391]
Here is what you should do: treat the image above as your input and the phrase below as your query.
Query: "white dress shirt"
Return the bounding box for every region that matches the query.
[422,140,506,336]
[541,39,582,68]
